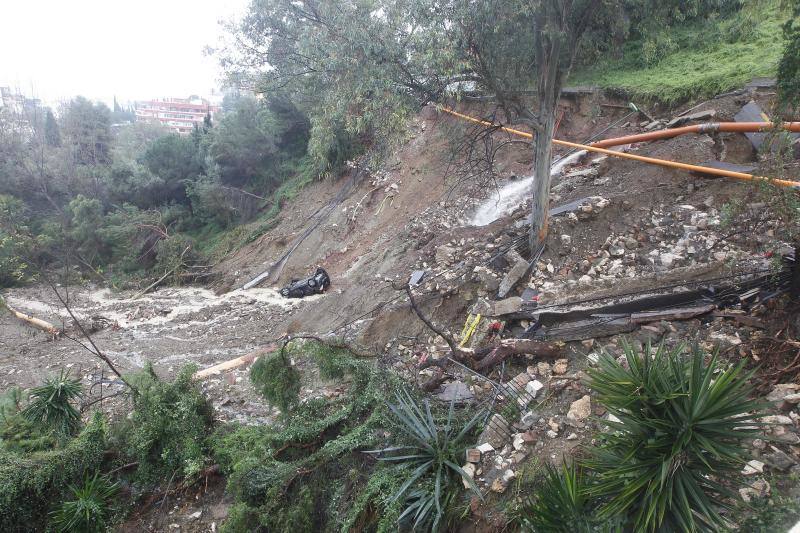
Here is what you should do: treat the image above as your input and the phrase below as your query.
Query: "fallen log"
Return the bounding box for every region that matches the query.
[0,295,60,336]
[474,338,564,370]
[193,345,277,380]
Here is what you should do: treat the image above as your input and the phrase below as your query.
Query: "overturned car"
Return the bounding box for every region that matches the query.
[280,267,331,298]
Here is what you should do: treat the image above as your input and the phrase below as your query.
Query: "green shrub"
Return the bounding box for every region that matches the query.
[520,463,597,533]
[0,413,106,532]
[368,389,483,531]
[0,387,55,453]
[250,351,301,412]
[218,340,409,532]
[641,33,678,66]
[125,365,214,482]
[584,343,762,532]
[50,472,119,533]
[22,370,82,439]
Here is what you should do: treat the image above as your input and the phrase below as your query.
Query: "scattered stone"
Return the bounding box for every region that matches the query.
[188,511,202,520]
[567,395,592,423]
[520,411,537,429]
[739,478,770,503]
[767,383,800,404]
[566,432,578,441]
[761,415,793,425]
[552,359,569,375]
[764,446,796,471]
[435,245,456,265]
[742,460,765,476]
[609,245,625,257]
[513,433,527,451]
[560,234,572,246]
[462,463,477,489]
[476,442,495,454]
[436,381,474,402]
[546,429,558,438]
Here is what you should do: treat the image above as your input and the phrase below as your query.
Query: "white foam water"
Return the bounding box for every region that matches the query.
[470,150,587,226]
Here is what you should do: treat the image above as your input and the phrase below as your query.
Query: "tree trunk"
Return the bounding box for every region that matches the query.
[529,107,557,256]
[792,243,800,299]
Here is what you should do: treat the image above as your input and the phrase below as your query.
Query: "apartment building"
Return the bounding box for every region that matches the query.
[134,96,221,134]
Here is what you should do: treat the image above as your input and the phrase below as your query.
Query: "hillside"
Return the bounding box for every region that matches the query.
[3,82,800,530]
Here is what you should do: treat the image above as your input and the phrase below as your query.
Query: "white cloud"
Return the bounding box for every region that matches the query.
[0,0,250,106]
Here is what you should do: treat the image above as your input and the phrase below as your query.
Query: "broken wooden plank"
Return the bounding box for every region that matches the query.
[630,304,715,324]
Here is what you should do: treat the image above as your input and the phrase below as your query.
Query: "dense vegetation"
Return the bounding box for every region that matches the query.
[0,93,313,288]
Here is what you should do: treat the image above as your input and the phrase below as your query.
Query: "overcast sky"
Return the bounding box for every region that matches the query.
[0,0,250,107]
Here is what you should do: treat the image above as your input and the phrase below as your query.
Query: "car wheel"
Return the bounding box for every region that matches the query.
[280,288,289,297]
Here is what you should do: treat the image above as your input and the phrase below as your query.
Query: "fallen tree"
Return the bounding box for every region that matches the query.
[0,295,60,337]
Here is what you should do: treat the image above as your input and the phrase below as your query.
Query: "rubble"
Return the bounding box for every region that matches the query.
[567,395,592,424]
[478,414,511,449]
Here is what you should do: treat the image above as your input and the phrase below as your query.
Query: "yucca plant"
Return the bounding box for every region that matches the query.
[367,388,483,531]
[521,462,597,533]
[585,342,763,532]
[22,369,83,437]
[51,472,119,533]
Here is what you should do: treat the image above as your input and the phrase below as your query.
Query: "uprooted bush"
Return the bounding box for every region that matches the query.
[218,340,484,532]
[249,349,301,413]
[123,364,214,483]
[0,412,106,532]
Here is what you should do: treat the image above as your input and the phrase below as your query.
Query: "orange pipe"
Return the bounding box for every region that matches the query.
[591,122,800,149]
[438,106,800,189]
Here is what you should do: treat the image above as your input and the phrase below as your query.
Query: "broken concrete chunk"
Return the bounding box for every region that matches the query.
[666,109,716,129]
[466,448,482,463]
[525,379,545,398]
[489,297,523,317]
[498,257,531,298]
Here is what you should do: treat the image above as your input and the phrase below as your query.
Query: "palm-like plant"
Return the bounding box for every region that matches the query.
[22,369,82,437]
[521,462,597,533]
[368,388,483,531]
[585,343,763,532]
[51,472,119,533]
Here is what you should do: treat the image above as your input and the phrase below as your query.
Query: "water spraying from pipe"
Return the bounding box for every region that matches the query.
[470,150,587,226]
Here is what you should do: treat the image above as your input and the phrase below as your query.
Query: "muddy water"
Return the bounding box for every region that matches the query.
[469,150,587,226]
[5,286,316,330]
